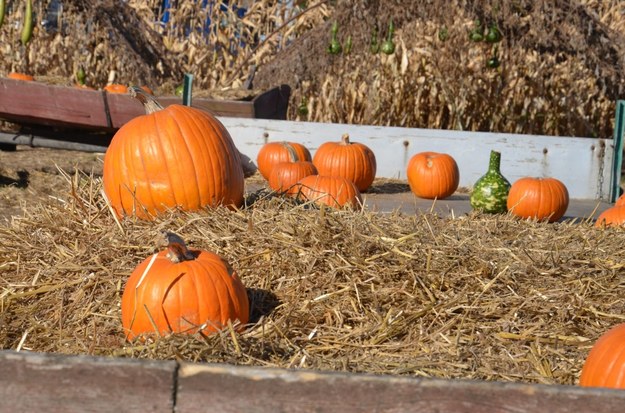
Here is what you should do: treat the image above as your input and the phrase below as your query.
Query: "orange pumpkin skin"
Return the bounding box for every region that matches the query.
[7,72,35,81]
[312,134,377,192]
[104,83,129,93]
[595,205,625,228]
[269,161,317,194]
[579,323,625,389]
[257,142,311,180]
[121,249,249,340]
[406,152,459,199]
[506,177,569,222]
[294,175,362,209]
[615,194,625,207]
[103,103,244,219]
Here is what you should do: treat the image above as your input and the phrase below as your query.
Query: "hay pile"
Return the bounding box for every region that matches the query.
[1,169,624,385]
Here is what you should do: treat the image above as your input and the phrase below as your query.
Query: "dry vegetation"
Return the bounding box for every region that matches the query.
[0,172,624,385]
[1,0,625,387]
[0,0,624,137]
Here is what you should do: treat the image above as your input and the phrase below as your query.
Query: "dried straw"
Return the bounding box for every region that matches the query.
[1,168,624,385]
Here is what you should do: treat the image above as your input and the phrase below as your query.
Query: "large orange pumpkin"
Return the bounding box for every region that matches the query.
[579,323,625,389]
[594,205,625,228]
[103,87,244,219]
[294,175,362,209]
[257,141,311,180]
[121,232,249,341]
[406,152,459,199]
[312,134,377,192]
[506,177,569,222]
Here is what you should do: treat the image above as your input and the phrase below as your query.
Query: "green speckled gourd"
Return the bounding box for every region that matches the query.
[470,150,511,213]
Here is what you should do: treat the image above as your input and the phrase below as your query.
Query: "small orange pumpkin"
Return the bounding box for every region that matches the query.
[312,134,377,192]
[104,83,128,93]
[294,175,362,209]
[615,193,625,207]
[7,72,35,81]
[506,177,569,222]
[102,87,244,219]
[406,152,459,199]
[269,161,317,194]
[121,232,249,341]
[257,141,311,180]
[579,323,625,389]
[594,205,625,228]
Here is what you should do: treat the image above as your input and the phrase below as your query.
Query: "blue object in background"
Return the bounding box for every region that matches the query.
[160,0,247,35]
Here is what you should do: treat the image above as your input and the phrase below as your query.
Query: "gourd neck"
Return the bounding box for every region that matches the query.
[129,86,163,115]
[487,150,502,174]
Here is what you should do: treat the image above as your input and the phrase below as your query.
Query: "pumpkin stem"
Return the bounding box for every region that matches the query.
[129,85,164,115]
[341,133,351,145]
[163,231,195,263]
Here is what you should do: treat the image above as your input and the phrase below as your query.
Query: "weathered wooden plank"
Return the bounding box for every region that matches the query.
[0,351,176,413]
[105,94,256,129]
[219,117,618,200]
[176,363,625,413]
[0,79,109,129]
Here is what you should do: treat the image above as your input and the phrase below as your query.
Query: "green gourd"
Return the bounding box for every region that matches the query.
[470,150,511,213]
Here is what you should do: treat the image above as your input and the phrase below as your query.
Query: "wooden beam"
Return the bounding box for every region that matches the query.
[0,78,109,129]
[1,351,624,413]
[0,351,176,413]
[176,363,625,413]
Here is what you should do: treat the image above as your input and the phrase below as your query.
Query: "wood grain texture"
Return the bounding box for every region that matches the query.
[0,351,176,413]
[0,78,109,128]
[176,363,625,413]
[1,351,625,413]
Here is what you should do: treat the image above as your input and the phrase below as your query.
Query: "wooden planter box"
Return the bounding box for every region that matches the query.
[1,350,624,413]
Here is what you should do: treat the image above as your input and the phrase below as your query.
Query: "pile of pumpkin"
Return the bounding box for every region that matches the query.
[101,87,625,389]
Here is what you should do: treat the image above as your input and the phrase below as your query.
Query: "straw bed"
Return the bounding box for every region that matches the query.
[1,170,623,385]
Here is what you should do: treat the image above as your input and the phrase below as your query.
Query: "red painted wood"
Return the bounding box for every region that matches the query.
[0,78,109,129]
[106,95,256,129]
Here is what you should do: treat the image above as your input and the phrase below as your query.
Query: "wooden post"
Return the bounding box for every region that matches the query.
[611,100,625,202]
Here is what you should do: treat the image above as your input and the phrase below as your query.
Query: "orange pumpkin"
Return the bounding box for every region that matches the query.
[257,141,311,180]
[294,175,362,209]
[406,152,459,199]
[102,87,244,219]
[7,72,34,81]
[121,232,249,341]
[615,194,625,207]
[594,205,625,228]
[104,83,128,93]
[579,323,625,389]
[269,161,317,194]
[506,177,569,222]
[312,134,377,192]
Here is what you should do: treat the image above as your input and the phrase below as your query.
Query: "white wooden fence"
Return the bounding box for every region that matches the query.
[220,117,621,201]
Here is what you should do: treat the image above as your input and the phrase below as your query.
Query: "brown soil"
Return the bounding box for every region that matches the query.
[0,147,104,224]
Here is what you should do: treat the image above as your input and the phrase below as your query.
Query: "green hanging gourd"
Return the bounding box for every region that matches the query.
[470,150,511,213]
[327,21,342,55]
[381,19,395,55]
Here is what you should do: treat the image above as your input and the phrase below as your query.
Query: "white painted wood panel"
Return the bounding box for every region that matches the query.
[218,117,616,200]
